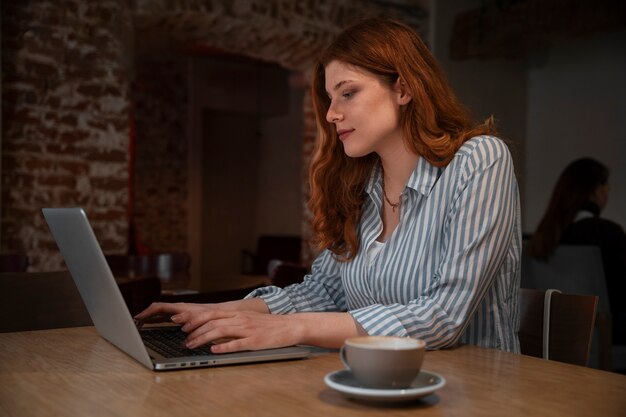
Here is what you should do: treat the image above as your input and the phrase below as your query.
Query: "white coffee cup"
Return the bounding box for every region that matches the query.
[340,336,426,389]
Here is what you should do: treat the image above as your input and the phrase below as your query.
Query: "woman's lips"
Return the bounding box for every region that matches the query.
[337,129,354,141]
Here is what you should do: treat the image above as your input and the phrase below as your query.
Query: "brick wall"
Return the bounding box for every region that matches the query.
[133,0,428,72]
[1,0,427,271]
[1,0,134,271]
[131,0,428,266]
[131,60,188,253]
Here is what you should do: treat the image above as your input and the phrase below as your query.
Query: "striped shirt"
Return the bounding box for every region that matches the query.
[248,136,521,352]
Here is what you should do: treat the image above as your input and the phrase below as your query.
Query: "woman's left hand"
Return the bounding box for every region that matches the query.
[175,308,302,353]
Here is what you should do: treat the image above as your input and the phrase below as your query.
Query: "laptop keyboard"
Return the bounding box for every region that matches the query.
[140,327,214,358]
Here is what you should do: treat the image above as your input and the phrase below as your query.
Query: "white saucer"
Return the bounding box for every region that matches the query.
[324,369,445,402]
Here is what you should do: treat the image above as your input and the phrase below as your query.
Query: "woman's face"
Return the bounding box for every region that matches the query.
[324,60,410,158]
[593,183,610,210]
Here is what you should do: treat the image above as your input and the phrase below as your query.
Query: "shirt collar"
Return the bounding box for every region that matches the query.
[366,157,440,197]
[406,157,441,196]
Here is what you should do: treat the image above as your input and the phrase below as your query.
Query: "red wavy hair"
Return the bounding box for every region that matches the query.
[309,17,494,260]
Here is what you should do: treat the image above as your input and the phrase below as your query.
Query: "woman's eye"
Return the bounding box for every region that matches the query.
[342,90,355,99]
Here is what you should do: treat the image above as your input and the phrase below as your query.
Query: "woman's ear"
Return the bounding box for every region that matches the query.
[394,77,412,105]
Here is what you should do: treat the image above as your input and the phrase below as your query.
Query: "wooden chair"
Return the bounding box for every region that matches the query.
[271,261,308,288]
[160,287,259,304]
[242,235,302,275]
[0,271,162,332]
[521,244,620,370]
[519,288,598,366]
[115,276,162,316]
[0,253,29,273]
[105,252,191,290]
[0,271,92,332]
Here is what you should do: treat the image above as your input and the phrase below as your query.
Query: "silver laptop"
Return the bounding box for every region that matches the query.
[42,207,310,371]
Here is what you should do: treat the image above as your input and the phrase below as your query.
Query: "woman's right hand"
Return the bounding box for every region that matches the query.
[133,298,269,325]
[133,298,275,351]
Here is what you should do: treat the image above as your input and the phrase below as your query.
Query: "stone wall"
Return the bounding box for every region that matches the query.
[1,0,134,271]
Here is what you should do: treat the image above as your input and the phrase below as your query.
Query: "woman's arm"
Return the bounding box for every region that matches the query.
[136,299,363,353]
[183,311,364,353]
[134,250,355,352]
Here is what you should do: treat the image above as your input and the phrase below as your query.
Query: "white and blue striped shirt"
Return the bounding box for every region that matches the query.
[248,136,521,352]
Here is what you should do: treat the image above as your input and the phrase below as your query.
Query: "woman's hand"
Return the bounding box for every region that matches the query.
[135,300,362,353]
[134,298,269,324]
[175,308,302,353]
[134,300,301,353]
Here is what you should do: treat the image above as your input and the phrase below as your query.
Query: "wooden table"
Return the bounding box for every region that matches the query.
[1,327,625,417]
[195,274,273,293]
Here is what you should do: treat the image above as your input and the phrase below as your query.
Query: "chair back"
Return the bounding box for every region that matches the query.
[271,262,308,288]
[106,252,191,290]
[115,276,162,316]
[521,245,610,313]
[0,270,162,332]
[243,235,302,276]
[0,253,29,273]
[519,288,598,366]
[0,271,92,332]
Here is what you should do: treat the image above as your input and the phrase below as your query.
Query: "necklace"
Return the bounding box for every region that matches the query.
[381,171,401,213]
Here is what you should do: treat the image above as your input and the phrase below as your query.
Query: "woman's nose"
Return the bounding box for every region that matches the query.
[326,103,343,123]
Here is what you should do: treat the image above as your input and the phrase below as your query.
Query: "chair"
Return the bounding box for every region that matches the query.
[0,271,162,332]
[271,261,308,288]
[159,287,259,304]
[115,276,162,316]
[0,253,29,272]
[521,245,609,312]
[241,235,302,276]
[105,252,191,290]
[519,288,598,366]
[521,245,620,370]
[0,271,92,332]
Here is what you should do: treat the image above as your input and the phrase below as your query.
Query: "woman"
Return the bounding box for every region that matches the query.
[527,158,612,259]
[136,18,522,353]
[528,158,626,343]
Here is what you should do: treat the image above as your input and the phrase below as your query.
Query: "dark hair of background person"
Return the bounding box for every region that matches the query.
[308,17,496,261]
[527,157,609,260]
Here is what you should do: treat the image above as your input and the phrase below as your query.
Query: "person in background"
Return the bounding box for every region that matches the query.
[527,158,626,343]
[136,17,522,353]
